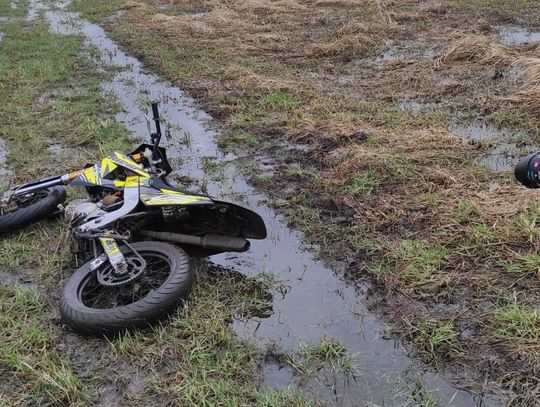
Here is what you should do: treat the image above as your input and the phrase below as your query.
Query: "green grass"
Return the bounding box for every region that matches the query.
[406,320,462,362]
[346,170,380,198]
[390,240,448,283]
[218,131,259,150]
[503,252,540,278]
[0,284,88,405]
[0,0,27,18]
[492,300,540,347]
[0,17,131,181]
[396,377,439,407]
[287,337,357,376]
[263,91,298,111]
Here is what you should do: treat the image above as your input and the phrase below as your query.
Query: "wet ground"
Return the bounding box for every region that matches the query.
[397,100,534,173]
[448,121,535,173]
[498,25,540,45]
[24,1,506,405]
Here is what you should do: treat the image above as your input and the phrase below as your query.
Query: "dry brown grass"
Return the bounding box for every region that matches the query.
[435,34,514,68]
[307,32,379,58]
[507,57,540,114]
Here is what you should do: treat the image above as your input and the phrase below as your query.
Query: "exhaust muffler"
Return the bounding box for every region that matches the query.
[140,230,250,252]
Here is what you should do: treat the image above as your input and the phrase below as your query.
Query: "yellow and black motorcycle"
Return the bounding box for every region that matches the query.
[0,102,266,334]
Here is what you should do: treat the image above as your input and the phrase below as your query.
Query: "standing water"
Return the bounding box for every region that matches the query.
[37,1,497,405]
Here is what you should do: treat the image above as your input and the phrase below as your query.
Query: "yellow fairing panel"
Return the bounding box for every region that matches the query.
[141,188,212,206]
[110,151,150,178]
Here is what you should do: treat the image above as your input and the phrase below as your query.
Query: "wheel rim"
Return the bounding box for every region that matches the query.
[78,251,172,310]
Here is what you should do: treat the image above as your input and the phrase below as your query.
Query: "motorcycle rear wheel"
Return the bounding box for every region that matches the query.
[0,186,66,233]
[60,241,193,335]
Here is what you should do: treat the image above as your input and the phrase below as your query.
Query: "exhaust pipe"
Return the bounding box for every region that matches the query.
[140,230,250,252]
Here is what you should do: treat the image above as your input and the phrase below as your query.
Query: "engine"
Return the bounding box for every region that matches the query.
[64,199,106,224]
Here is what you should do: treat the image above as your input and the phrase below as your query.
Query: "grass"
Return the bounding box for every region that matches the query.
[218,132,259,150]
[491,299,540,351]
[385,240,448,284]
[346,170,380,198]
[287,337,357,376]
[405,320,462,362]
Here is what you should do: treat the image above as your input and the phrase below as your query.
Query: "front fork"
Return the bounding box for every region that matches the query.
[97,237,128,273]
[7,170,83,197]
[87,235,146,278]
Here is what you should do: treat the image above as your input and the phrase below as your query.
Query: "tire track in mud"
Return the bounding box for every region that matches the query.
[37,1,497,405]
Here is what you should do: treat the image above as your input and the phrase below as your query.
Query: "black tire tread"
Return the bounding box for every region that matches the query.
[60,241,194,335]
[0,186,66,233]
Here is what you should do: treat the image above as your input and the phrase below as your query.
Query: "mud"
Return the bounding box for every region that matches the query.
[39,1,495,405]
[498,25,540,45]
[0,267,38,292]
[448,121,534,172]
[371,41,440,63]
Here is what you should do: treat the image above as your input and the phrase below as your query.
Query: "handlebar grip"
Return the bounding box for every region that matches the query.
[151,101,160,120]
[151,101,162,137]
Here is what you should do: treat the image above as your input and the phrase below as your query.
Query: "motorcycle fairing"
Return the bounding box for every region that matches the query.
[72,152,150,189]
[140,186,213,206]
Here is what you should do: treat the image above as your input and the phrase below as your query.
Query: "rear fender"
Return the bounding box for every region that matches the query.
[212,200,267,240]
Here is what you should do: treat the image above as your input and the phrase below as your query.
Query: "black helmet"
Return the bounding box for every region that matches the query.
[515,152,540,188]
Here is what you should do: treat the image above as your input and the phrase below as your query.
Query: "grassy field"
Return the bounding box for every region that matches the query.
[0,1,317,406]
[65,0,540,404]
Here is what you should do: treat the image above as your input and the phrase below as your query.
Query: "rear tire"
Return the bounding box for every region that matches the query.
[0,186,66,233]
[60,241,194,335]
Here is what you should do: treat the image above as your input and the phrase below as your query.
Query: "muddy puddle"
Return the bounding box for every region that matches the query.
[448,121,534,172]
[397,96,534,173]
[498,25,540,45]
[366,41,440,65]
[37,1,500,405]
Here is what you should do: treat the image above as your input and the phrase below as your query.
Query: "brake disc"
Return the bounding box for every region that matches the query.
[97,255,147,286]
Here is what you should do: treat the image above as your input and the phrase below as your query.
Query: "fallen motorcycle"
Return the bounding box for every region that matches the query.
[0,102,266,335]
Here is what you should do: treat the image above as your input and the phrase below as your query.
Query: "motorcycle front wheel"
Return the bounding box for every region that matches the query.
[60,241,193,335]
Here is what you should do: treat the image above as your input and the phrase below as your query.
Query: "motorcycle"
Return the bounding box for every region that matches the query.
[0,102,267,335]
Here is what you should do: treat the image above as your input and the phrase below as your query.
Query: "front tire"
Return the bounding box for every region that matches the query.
[60,241,193,335]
